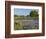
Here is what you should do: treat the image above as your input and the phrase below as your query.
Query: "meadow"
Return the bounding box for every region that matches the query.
[14,16,39,30]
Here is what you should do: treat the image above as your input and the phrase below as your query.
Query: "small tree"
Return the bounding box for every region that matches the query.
[30,10,38,18]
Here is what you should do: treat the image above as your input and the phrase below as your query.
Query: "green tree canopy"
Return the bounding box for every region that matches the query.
[30,10,38,18]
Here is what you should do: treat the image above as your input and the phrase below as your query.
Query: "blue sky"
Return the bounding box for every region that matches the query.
[14,8,38,16]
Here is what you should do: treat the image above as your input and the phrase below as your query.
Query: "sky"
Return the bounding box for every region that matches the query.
[14,8,38,16]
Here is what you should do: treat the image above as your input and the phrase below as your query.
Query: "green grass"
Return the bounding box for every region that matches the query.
[14,16,24,20]
[14,16,24,30]
[14,22,23,30]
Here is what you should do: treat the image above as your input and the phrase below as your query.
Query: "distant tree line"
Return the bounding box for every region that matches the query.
[14,10,39,18]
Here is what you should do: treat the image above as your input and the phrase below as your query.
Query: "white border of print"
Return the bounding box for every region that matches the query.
[11,5,42,34]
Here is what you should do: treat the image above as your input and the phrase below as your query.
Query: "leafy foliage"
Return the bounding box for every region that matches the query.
[30,10,38,18]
